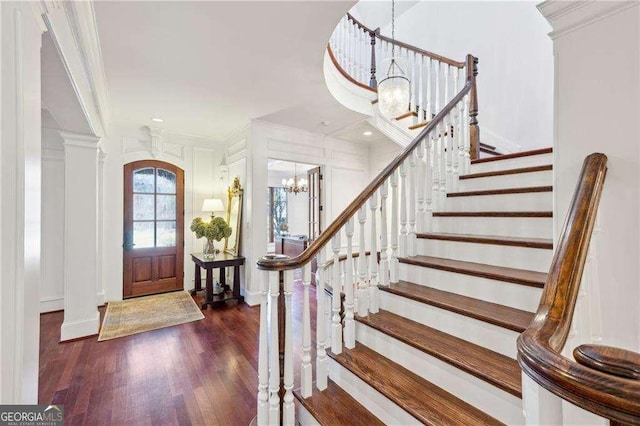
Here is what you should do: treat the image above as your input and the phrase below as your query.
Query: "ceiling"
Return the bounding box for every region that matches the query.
[93,0,379,141]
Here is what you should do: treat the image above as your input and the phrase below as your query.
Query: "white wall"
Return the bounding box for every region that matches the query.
[243,120,371,305]
[532,2,640,424]
[385,1,553,152]
[101,125,227,303]
[41,126,65,313]
[548,2,640,352]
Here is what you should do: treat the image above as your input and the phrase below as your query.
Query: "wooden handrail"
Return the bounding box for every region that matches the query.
[258,54,476,271]
[346,13,465,68]
[517,153,640,424]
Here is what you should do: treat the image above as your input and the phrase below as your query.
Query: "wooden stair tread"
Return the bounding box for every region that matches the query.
[447,185,552,197]
[408,120,429,130]
[396,111,417,120]
[294,379,385,426]
[357,309,523,397]
[399,255,547,288]
[433,211,552,217]
[417,232,553,249]
[382,280,534,332]
[329,344,504,425]
[460,164,553,180]
[471,147,552,164]
[480,147,501,156]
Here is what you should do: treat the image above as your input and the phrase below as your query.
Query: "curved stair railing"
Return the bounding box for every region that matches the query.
[517,153,640,425]
[255,44,477,423]
[328,13,480,159]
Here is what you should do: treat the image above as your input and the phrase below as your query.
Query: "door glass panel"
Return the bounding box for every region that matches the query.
[133,222,154,248]
[134,194,155,220]
[156,195,176,220]
[157,169,176,194]
[156,221,176,247]
[133,168,155,193]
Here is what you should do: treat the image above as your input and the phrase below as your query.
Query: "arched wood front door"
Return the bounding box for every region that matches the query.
[123,160,184,298]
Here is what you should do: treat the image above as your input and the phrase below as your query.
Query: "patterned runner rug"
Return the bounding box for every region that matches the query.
[98,290,204,341]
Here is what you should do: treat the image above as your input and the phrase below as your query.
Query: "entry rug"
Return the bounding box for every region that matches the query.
[98,291,204,341]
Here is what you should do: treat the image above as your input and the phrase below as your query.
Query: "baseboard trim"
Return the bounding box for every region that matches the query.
[243,289,262,306]
[40,296,64,314]
[60,311,100,342]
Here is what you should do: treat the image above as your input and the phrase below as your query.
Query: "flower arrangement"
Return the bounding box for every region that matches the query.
[190,216,233,242]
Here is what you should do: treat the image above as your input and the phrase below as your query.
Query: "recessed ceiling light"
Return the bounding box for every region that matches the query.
[151,118,164,123]
[363,131,373,136]
[321,121,330,126]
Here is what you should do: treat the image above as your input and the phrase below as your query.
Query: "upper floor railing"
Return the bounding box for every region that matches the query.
[328,13,479,159]
[517,153,640,425]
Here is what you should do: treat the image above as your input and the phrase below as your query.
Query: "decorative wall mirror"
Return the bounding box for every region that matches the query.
[224,177,243,256]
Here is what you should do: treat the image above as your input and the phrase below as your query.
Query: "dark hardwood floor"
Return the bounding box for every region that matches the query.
[39,292,266,425]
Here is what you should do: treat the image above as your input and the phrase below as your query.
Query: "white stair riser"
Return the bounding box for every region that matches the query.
[457,170,552,192]
[416,238,552,273]
[432,216,553,239]
[297,405,322,426]
[470,153,553,174]
[442,191,552,212]
[379,290,521,358]
[398,263,542,312]
[356,323,525,425]
[327,357,419,425]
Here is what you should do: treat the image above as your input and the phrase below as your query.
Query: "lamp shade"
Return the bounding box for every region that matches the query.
[377,74,410,119]
[202,198,224,213]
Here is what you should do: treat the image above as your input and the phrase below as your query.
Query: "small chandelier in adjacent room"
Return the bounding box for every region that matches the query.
[377,0,411,119]
[282,163,308,195]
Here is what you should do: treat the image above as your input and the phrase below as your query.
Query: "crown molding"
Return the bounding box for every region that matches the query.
[59,131,101,150]
[538,0,639,39]
[61,1,111,129]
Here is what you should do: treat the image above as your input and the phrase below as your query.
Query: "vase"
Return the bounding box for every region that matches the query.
[203,239,216,259]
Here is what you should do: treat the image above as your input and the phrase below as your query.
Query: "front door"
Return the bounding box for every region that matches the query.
[123,160,184,298]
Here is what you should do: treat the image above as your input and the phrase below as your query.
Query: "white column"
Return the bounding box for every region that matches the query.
[0,2,45,403]
[97,149,106,306]
[60,132,101,341]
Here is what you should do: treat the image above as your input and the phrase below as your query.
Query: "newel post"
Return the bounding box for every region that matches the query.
[466,54,480,160]
[369,29,379,88]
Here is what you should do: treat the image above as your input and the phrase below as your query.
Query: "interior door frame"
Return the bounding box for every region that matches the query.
[123,159,185,298]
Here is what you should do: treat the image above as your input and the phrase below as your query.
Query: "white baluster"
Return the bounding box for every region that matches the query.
[425,136,434,231]
[283,270,294,425]
[331,234,342,354]
[408,151,417,256]
[463,94,471,174]
[268,271,280,425]
[439,120,447,206]
[399,161,408,258]
[457,93,466,182]
[390,170,399,283]
[418,55,425,122]
[432,133,440,212]
[435,60,441,113]
[357,206,369,316]
[361,29,367,84]
[445,66,453,192]
[369,192,379,313]
[452,69,461,192]
[344,218,355,348]
[337,17,344,68]
[300,265,312,398]
[410,51,416,113]
[416,140,426,233]
[315,249,328,391]
[257,270,269,424]
[426,58,433,120]
[379,180,389,286]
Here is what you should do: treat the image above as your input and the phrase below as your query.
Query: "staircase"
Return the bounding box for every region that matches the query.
[254,12,556,426]
[296,147,553,425]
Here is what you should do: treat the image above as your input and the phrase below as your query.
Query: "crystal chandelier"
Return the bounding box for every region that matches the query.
[377,0,410,119]
[282,163,308,195]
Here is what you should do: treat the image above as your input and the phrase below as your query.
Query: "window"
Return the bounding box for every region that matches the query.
[267,187,287,242]
[132,167,177,248]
